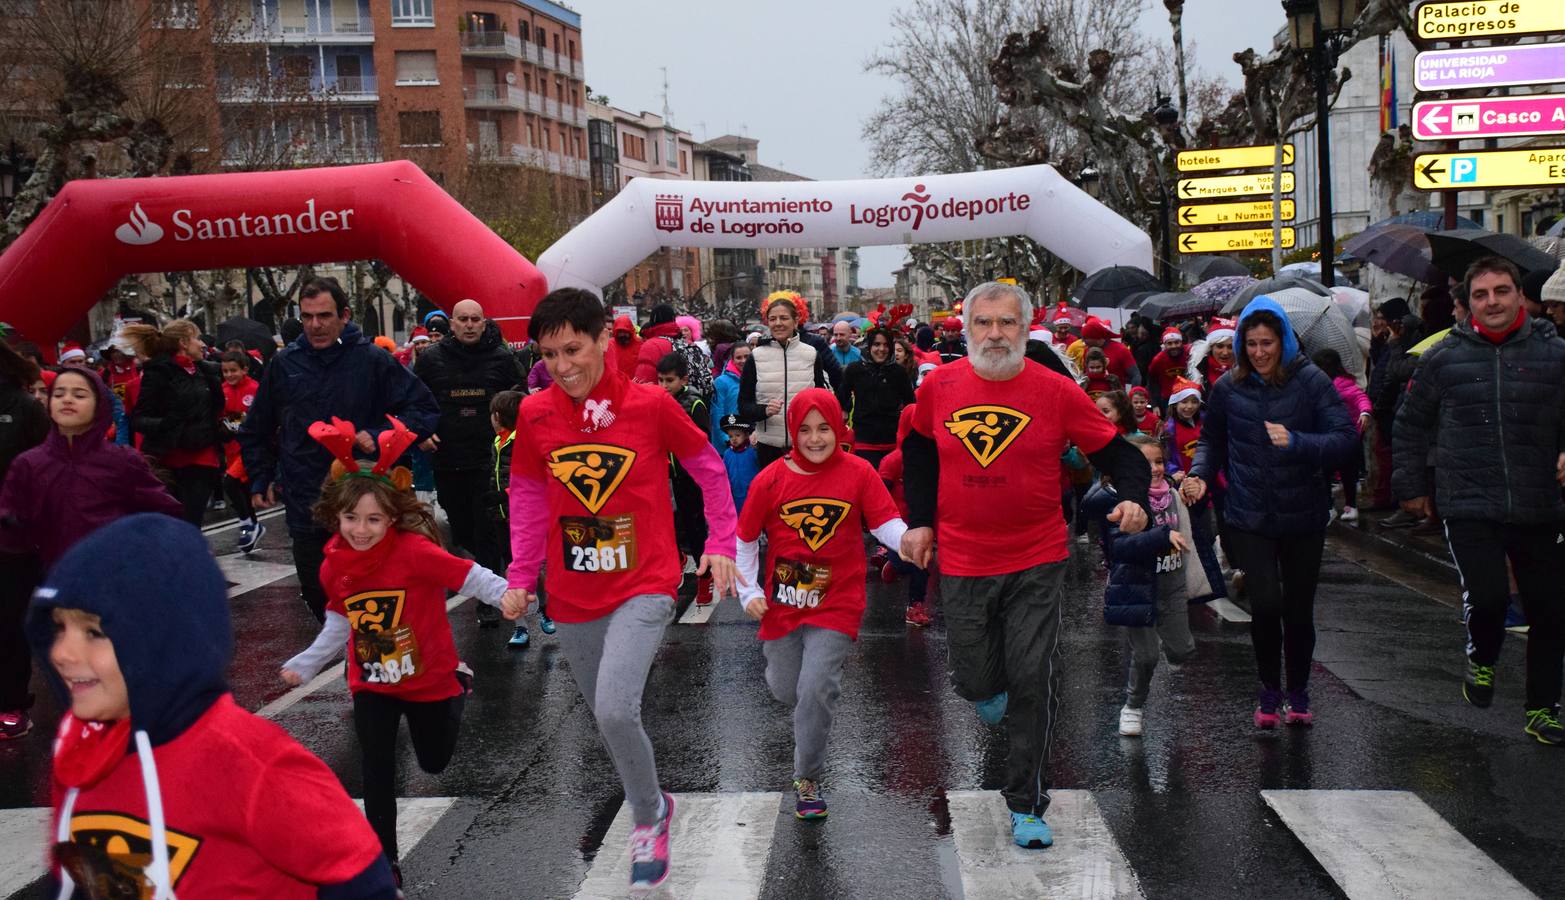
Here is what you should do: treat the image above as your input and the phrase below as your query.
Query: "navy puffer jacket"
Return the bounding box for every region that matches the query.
[1082,482,1174,626]
[1190,297,1356,537]
[1392,316,1565,524]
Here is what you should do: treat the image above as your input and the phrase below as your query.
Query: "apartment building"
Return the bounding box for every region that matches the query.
[586,100,699,298]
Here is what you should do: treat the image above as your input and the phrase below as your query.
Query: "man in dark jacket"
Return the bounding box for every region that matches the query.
[1394,256,1565,746]
[414,299,525,626]
[238,278,439,623]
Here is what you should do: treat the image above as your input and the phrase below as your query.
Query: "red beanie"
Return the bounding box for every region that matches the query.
[1082,317,1119,340]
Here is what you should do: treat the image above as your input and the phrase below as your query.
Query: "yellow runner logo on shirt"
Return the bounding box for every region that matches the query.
[343,589,406,634]
[64,812,202,890]
[778,498,852,551]
[944,405,1031,468]
[548,444,637,514]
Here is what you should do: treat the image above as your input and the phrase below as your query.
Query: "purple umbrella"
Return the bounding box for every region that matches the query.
[1189,276,1256,306]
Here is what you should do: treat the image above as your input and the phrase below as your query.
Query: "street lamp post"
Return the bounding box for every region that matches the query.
[1152,95,1181,289]
[1284,0,1359,281]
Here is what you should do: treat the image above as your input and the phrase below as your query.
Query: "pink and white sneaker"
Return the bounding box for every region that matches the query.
[629,792,674,891]
[1254,687,1282,730]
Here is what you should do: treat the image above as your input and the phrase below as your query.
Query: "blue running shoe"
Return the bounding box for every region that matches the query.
[508,625,530,649]
[1010,811,1053,849]
[975,692,1008,726]
[539,614,556,635]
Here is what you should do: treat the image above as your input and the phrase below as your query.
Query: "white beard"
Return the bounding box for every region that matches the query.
[970,338,1026,379]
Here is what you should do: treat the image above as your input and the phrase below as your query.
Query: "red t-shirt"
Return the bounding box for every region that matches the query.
[512,368,714,622]
[913,358,1118,576]
[1168,416,1202,474]
[322,528,472,702]
[51,695,382,897]
[221,377,258,466]
[878,449,908,519]
[1147,350,1187,400]
[738,453,899,640]
[1136,410,1161,435]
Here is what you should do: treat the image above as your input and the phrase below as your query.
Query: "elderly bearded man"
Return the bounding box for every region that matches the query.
[901,281,1151,849]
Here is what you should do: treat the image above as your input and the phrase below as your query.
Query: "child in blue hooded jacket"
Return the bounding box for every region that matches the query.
[28,514,396,899]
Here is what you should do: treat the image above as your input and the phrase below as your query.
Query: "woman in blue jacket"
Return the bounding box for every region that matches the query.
[1183,297,1354,729]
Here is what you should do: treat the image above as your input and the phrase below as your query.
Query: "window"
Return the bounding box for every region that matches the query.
[165,54,203,88]
[553,33,560,53]
[665,134,676,168]
[394,50,438,85]
[622,133,645,162]
[519,21,529,41]
[392,0,433,26]
[399,111,442,146]
[568,39,576,61]
[153,0,197,27]
[680,150,687,174]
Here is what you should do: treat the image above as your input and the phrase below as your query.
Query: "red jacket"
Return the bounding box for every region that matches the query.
[634,321,681,383]
[612,315,642,380]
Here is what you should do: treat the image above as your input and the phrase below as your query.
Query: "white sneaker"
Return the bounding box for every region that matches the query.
[1075,533,1089,545]
[1118,706,1143,737]
[1340,506,1359,523]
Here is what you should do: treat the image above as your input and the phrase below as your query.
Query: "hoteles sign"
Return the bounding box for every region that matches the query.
[537,165,1152,294]
[0,162,546,356]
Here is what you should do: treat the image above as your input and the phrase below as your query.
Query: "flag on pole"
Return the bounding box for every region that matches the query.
[1379,36,1398,133]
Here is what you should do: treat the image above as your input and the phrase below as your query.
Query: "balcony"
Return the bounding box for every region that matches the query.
[463,82,525,111]
[473,142,542,167]
[222,139,381,168]
[566,105,586,128]
[216,14,374,44]
[217,74,379,103]
[544,96,559,120]
[525,91,544,114]
[461,31,522,58]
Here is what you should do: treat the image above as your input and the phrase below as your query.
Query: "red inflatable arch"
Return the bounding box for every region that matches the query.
[0,161,546,356]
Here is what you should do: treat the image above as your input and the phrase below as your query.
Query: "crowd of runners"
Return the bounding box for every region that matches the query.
[0,257,1562,896]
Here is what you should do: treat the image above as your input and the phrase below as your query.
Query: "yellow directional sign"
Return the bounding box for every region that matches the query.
[1177,199,1296,228]
[1415,0,1565,41]
[1176,144,1295,173]
[1412,148,1565,190]
[1177,172,1295,201]
[1178,227,1296,255]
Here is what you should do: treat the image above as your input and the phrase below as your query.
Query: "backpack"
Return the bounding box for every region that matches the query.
[671,336,714,398]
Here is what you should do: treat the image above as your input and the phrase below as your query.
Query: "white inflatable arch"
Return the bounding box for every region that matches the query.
[535,164,1153,294]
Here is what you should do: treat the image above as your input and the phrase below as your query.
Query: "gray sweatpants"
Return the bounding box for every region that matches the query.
[943,561,1067,817]
[763,625,853,781]
[554,593,674,826]
[1123,570,1196,709]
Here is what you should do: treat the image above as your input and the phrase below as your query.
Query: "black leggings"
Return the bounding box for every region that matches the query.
[1332,436,1365,509]
[223,474,255,522]
[1225,528,1325,692]
[170,465,221,527]
[352,687,465,860]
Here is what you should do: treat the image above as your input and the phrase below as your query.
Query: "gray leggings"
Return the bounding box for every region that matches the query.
[554,594,674,826]
[1122,573,1195,708]
[763,625,853,781]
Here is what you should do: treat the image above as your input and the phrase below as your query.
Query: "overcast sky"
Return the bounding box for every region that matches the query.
[570,1,1283,288]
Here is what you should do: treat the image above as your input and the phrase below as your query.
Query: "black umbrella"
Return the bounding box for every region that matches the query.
[1425,229,1558,280]
[216,316,274,352]
[1117,290,1158,310]
[1070,266,1161,307]
[1180,256,1250,283]
[1136,291,1198,322]
[1342,225,1441,283]
[1220,276,1331,315]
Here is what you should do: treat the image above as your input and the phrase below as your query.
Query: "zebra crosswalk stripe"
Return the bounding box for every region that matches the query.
[946,790,1142,899]
[571,792,781,900]
[1262,789,1538,900]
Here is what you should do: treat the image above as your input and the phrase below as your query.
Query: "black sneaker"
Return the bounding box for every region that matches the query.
[1525,708,1564,746]
[1463,662,1495,708]
[476,603,502,628]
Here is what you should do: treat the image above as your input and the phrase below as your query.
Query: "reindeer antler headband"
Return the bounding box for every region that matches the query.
[308,415,418,491]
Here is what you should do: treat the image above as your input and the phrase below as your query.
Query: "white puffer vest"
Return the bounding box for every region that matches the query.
[751,335,820,449]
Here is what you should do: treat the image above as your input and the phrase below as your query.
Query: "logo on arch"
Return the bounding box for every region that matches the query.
[548,444,636,513]
[778,498,852,551]
[944,405,1031,468]
[655,194,684,232]
[114,203,165,245]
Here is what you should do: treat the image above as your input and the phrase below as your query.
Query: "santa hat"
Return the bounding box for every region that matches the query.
[941,317,963,332]
[1129,385,1150,400]
[1161,326,1183,344]
[1206,318,1236,345]
[1029,328,1053,343]
[1052,311,1074,326]
[410,327,431,344]
[58,343,86,363]
[1081,317,1119,340]
[1168,377,1202,406]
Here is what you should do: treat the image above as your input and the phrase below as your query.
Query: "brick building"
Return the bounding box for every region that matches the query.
[586,100,698,300]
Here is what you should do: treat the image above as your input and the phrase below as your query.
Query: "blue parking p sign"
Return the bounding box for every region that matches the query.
[1451,157,1478,184]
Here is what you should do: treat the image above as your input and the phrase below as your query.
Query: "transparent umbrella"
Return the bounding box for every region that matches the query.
[1243,287,1365,382]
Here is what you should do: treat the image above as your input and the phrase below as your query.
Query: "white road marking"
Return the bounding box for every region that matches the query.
[0,808,51,897]
[572,792,782,900]
[1262,790,1538,900]
[257,594,470,720]
[201,505,286,535]
[217,553,297,599]
[1206,598,1252,623]
[0,798,454,893]
[947,789,1142,900]
[677,601,718,625]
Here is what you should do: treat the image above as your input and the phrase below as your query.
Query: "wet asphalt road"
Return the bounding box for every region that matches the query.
[3,516,1563,899]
